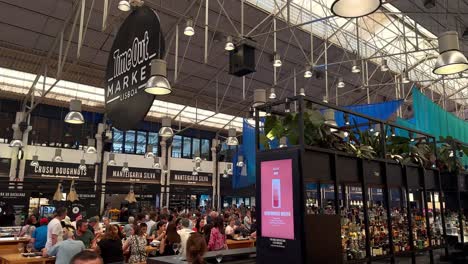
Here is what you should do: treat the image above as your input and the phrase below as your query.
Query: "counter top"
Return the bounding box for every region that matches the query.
[147,248,256,264]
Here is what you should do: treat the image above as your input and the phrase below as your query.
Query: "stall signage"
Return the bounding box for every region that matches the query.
[260,159,295,240]
[170,170,212,186]
[25,161,95,181]
[106,166,161,183]
[105,5,165,131]
[0,192,26,199]
[170,185,213,195]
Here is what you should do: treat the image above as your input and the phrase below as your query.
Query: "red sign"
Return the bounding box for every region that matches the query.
[261,159,294,240]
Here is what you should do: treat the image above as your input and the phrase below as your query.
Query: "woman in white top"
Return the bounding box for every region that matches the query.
[225,217,237,236]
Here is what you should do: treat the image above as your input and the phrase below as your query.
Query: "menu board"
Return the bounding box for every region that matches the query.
[261,159,294,240]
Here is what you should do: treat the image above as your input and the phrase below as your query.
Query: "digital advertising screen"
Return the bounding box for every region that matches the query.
[260,159,295,240]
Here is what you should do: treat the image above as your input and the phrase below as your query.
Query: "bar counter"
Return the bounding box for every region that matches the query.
[147,248,256,264]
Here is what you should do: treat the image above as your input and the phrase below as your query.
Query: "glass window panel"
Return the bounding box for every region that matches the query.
[193,138,200,157]
[171,135,182,158]
[201,139,210,160]
[148,132,159,154]
[124,130,136,153]
[112,128,124,153]
[182,137,192,159]
[136,131,147,154]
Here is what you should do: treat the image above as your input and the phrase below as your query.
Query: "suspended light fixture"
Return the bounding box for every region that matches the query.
[192,168,198,176]
[193,152,202,163]
[53,149,63,162]
[78,159,87,172]
[226,163,233,174]
[269,87,277,99]
[330,0,382,18]
[162,164,168,174]
[324,109,338,132]
[433,31,468,75]
[30,155,40,168]
[222,169,229,178]
[122,162,129,173]
[344,113,350,126]
[236,155,244,167]
[64,99,85,125]
[145,59,172,95]
[107,153,117,166]
[194,161,202,172]
[53,182,63,202]
[184,18,195,36]
[225,36,235,51]
[144,144,154,159]
[279,137,288,148]
[253,89,267,117]
[284,100,291,113]
[159,117,174,138]
[369,123,375,133]
[153,157,161,169]
[381,59,389,72]
[401,69,410,84]
[337,77,345,88]
[391,127,396,137]
[299,88,306,96]
[85,138,97,154]
[351,61,361,73]
[125,185,137,203]
[9,135,23,148]
[273,53,282,67]
[226,128,238,146]
[343,131,350,138]
[118,0,131,12]
[304,65,313,78]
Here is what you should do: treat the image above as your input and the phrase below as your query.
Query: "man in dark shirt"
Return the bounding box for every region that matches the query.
[87,217,99,234]
[75,219,95,249]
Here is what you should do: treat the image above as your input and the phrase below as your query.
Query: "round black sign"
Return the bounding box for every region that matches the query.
[105,6,165,131]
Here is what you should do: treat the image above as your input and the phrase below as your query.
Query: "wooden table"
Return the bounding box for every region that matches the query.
[146,245,160,254]
[226,239,255,249]
[0,238,31,254]
[0,253,55,264]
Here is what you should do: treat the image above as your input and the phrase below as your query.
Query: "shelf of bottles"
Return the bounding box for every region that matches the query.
[341,186,367,261]
[407,190,431,250]
[389,188,411,254]
[426,191,445,247]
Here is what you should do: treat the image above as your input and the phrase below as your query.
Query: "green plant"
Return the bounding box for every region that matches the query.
[436,136,466,173]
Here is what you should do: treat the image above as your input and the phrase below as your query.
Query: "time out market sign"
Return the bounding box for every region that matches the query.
[105,5,165,131]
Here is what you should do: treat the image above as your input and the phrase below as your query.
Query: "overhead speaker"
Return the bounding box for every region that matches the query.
[229,43,256,77]
[423,0,436,8]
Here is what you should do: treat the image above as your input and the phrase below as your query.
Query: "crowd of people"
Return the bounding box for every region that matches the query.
[19,204,256,264]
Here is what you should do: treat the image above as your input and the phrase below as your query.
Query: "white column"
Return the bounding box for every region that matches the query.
[10,112,31,188]
[211,138,219,209]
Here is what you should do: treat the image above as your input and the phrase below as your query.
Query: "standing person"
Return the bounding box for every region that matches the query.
[243,210,252,231]
[97,224,124,264]
[123,223,148,264]
[71,251,103,264]
[177,218,194,259]
[186,233,207,264]
[146,212,156,236]
[75,219,96,249]
[19,215,37,237]
[123,216,135,238]
[43,227,85,264]
[45,207,67,250]
[207,217,226,251]
[31,218,48,251]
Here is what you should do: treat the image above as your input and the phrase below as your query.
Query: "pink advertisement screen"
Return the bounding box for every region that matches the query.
[260,159,294,240]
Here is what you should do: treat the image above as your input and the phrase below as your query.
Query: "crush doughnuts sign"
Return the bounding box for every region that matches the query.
[105,6,165,131]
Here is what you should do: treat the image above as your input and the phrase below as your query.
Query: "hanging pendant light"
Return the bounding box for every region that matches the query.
[391,127,396,137]
[153,157,161,169]
[337,77,345,88]
[304,65,313,78]
[351,61,361,73]
[184,18,195,36]
[85,138,97,154]
[162,164,168,174]
[409,132,415,142]
[78,159,86,172]
[226,163,233,174]
[236,155,244,167]
[192,168,198,176]
[331,0,382,18]
[30,155,40,168]
[144,144,155,159]
[226,128,238,146]
[381,59,389,72]
[67,180,79,202]
[225,36,235,51]
[252,89,267,117]
[159,117,174,138]
[222,169,229,178]
[284,100,291,113]
[53,182,63,201]
[122,162,129,173]
[401,69,410,84]
[145,59,172,95]
[118,0,131,11]
[269,87,277,99]
[193,151,202,163]
[53,149,63,162]
[279,137,288,148]
[64,99,85,125]
[107,153,117,166]
[195,161,202,172]
[433,31,468,75]
[344,113,350,125]
[299,88,306,96]
[273,53,282,67]
[9,135,23,148]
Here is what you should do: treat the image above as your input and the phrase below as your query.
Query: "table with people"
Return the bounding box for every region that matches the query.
[7,203,256,264]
